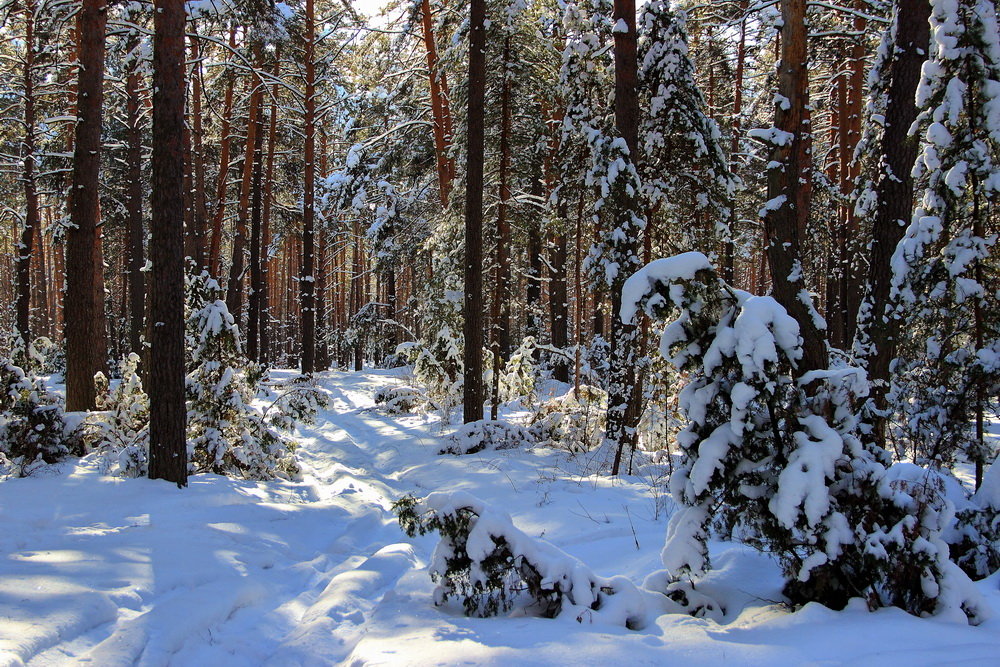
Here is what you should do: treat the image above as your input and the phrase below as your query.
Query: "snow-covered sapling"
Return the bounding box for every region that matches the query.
[394,492,647,628]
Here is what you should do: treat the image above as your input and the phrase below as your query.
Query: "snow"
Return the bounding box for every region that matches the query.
[2,369,1000,664]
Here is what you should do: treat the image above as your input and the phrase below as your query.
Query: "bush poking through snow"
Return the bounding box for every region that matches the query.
[373,385,427,414]
[529,385,606,452]
[440,420,535,455]
[0,357,79,477]
[393,492,646,628]
[90,353,149,477]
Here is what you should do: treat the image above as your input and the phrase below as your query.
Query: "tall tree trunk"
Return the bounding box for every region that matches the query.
[148,0,188,486]
[761,0,828,375]
[16,0,38,349]
[300,0,317,374]
[855,0,930,439]
[260,65,280,365]
[208,27,237,277]
[490,34,513,417]
[247,112,265,361]
[65,0,109,411]
[607,0,642,475]
[420,0,455,206]
[189,31,209,270]
[225,51,263,324]
[126,31,145,356]
[463,0,487,423]
[549,231,569,382]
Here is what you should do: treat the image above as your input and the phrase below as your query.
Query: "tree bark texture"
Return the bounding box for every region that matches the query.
[148,0,188,487]
[300,0,317,374]
[65,0,109,411]
[463,0,487,423]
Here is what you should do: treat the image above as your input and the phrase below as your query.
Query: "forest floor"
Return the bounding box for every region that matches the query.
[2,368,999,666]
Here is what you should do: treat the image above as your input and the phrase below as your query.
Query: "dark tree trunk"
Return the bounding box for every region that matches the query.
[148,0,188,487]
[126,31,145,356]
[260,67,279,365]
[189,32,208,270]
[300,0,317,374]
[761,0,828,375]
[462,0,487,423]
[490,34,513,418]
[607,0,642,475]
[247,113,265,362]
[65,0,109,411]
[549,232,569,382]
[16,0,38,349]
[855,0,930,439]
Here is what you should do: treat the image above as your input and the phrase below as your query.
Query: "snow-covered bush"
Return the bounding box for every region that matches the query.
[263,374,329,432]
[440,420,535,456]
[185,273,300,480]
[0,357,78,477]
[622,252,988,623]
[90,353,149,477]
[949,457,1000,579]
[373,385,427,414]
[396,325,463,411]
[498,337,538,404]
[393,492,647,628]
[529,385,606,453]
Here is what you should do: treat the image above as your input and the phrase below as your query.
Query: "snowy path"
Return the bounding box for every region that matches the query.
[2,369,1000,666]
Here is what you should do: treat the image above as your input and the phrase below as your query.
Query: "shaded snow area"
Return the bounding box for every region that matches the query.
[2,369,999,666]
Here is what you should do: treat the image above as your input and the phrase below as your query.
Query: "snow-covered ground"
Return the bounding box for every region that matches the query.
[2,369,999,666]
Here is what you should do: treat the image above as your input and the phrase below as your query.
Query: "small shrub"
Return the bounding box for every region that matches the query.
[0,358,79,477]
[529,385,606,452]
[373,385,427,414]
[393,492,647,628]
[440,420,535,455]
[90,353,149,477]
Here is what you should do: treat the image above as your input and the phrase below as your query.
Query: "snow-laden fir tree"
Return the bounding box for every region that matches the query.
[185,272,304,480]
[92,352,149,477]
[622,252,988,623]
[887,0,1000,474]
[0,356,78,477]
[637,1,736,260]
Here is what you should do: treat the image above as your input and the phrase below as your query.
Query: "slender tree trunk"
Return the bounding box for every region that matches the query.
[761,0,828,375]
[549,231,569,382]
[608,0,642,475]
[855,0,930,439]
[463,0,487,423]
[490,34,513,418]
[126,32,145,356]
[247,113,265,361]
[148,0,188,487]
[225,51,263,323]
[260,67,279,365]
[420,0,455,206]
[208,27,237,277]
[301,0,317,373]
[16,0,38,348]
[189,31,208,270]
[65,0,109,411]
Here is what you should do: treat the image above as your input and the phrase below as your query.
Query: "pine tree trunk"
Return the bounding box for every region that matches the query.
[16,0,38,348]
[65,0,109,411]
[855,0,930,437]
[148,0,188,487]
[260,70,279,365]
[607,0,642,475]
[761,0,828,375]
[189,32,209,270]
[549,232,569,382]
[462,0,487,423]
[247,112,265,362]
[225,52,263,324]
[420,0,455,206]
[126,32,145,356]
[208,28,237,278]
[300,0,317,374]
[490,34,513,417]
